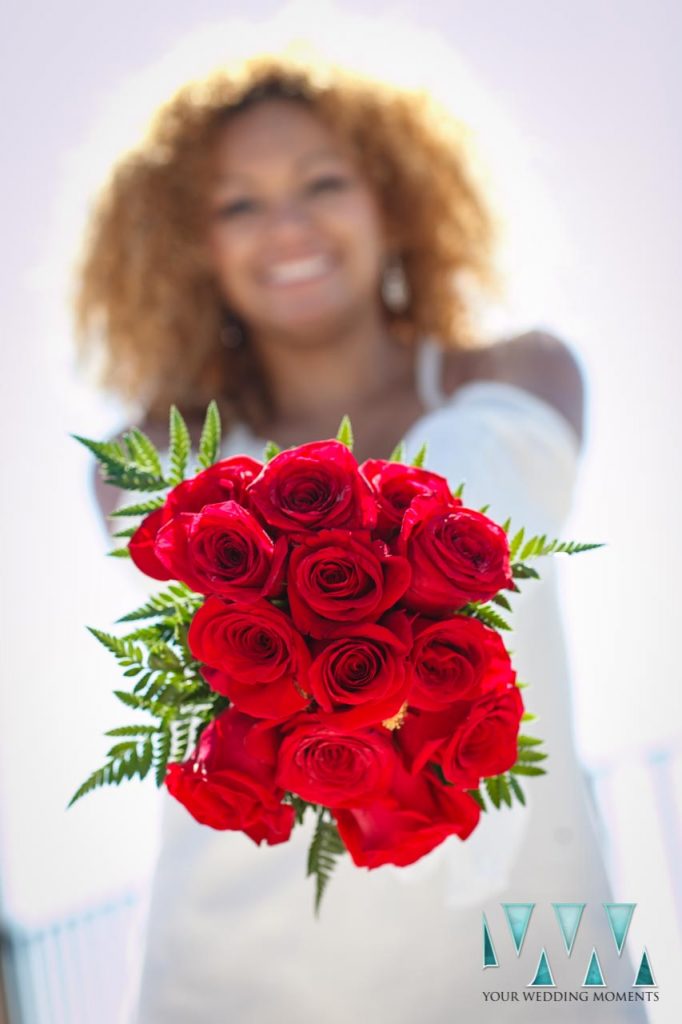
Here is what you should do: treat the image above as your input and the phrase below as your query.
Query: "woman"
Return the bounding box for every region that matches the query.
[75,56,647,1023]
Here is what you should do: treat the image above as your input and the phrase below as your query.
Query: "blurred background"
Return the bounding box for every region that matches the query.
[1,1,680,1021]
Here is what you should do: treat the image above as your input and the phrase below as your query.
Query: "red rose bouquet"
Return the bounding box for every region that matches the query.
[70,403,599,911]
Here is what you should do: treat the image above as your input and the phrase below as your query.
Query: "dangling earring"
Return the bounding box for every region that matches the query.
[381,253,410,313]
[220,311,246,350]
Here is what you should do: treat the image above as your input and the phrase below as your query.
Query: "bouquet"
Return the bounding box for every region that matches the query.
[70,402,599,911]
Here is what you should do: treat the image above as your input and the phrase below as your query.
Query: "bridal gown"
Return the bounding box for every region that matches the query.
[124,336,648,1023]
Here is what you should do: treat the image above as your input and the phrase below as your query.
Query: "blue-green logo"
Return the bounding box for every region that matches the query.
[482,903,656,989]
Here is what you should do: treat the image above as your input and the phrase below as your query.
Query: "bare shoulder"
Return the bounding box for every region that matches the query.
[443,329,585,448]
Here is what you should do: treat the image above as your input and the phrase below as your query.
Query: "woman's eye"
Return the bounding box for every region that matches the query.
[215,198,259,219]
[306,175,349,195]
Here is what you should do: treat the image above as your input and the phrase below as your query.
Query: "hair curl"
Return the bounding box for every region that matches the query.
[73,54,502,433]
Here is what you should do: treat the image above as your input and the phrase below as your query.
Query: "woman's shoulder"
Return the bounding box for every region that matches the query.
[442,329,585,449]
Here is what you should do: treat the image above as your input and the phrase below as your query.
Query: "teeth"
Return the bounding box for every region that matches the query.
[266,255,332,284]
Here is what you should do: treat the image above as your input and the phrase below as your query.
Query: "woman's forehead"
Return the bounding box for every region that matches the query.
[212,100,355,182]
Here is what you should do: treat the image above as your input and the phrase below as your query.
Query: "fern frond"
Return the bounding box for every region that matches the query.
[411,441,427,468]
[335,415,353,450]
[306,811,347,915]
[168,406,191,485]
[388,440,406,462]
[197,400,221,469]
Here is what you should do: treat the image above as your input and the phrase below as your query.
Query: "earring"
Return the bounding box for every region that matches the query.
[220,312,246,349]
[381,254,410,313]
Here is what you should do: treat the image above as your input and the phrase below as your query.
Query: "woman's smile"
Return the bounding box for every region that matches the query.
[262,252,337,288]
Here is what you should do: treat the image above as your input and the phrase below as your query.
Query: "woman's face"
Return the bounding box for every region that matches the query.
[205,98,390,336]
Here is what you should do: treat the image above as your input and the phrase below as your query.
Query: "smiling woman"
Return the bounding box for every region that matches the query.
[71,48,646,1024]
[205,97,388,336]
[73,57,498,446]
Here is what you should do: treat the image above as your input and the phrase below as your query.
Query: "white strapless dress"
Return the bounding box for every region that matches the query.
[125,337,649,1023]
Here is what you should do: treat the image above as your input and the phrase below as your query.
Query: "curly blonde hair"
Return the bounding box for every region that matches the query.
[73,54,502,433]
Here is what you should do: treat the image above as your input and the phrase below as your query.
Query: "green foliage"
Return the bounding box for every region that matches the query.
[307,808,347,915]
[196,400,221,470]
[71,435,168,493]
[335,414,353,450]
[116,582,199,623]
[285,793,315,826]
[388,440,406,462]
[168,406,191,485]
[69,593,225,809]
[107,546,132,559]
[503,522,604,591]
[110,496,166,518]
[263,440,281,462]
[459,602,512,632]
[468,730,548,812]
[411,441,428,468]
[452,481,465,499]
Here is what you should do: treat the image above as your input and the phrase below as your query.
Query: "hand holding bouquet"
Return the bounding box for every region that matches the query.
[70,403,599,911]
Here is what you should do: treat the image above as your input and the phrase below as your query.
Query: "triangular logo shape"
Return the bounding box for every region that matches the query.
[552,903,585,955]
[528,948,555,987]
[583,948,606,987]
[603,903,635,955]
[502,903,535,956]
[633,949,657,987]
[482,913,499,968]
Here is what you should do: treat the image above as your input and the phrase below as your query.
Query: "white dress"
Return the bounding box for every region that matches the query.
[128,337,649,1023]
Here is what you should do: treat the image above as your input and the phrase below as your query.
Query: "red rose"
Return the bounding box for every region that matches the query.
[408,615,515,710]
[128,506,174,580]
[395,495,513,613]
[399,685,524,787]
[245,440,378,535]
[448,685,524,784]
[164,707,295,845]
[166,455,263,515]
[287,528,411,638]
[309,610,413,728]
[359,458,458,538]
[334,758,480,868]
[154,500,287,599]
[275,716,398,807]
[128,456,263,580]
[188,597,311,718]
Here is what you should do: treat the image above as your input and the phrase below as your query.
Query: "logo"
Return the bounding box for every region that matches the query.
[481,903,659,1006]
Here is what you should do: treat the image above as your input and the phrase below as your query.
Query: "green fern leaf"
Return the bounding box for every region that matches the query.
[411,441,428,468]
[459,603,511,631]
[153,729,173,786]
[110,497,166,518]
[168,406,191,485]
[388,440,406,462]
[467,787,487,812]
[107,547,132,558]
[335,415,353,450]
[124,428,163,476]
[307,811,346,915]
[509,527,525,560]
[508,773,526,805]
[510,764,546,777]
[197,400,222,469]
[263,440,281,462]
[67,763,114,807]
[511,562,540,580]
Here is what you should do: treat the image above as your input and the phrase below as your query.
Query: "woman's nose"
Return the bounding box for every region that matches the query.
[264,197,313,237]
